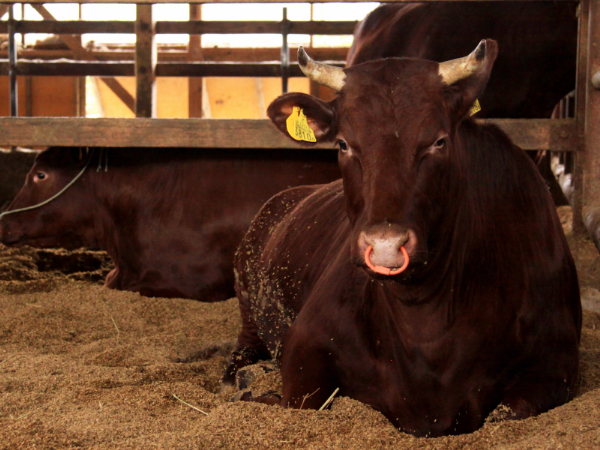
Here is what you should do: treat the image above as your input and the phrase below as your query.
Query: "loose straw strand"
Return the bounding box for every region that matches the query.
[172,394,209,415]
[318,387,339,411]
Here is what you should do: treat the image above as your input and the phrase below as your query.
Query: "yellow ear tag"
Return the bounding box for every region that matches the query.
[470,99,481,116]
[286,106,317,142]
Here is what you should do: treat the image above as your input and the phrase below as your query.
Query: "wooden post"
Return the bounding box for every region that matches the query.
[581,0,600,248]
[280,7,289,94]
[7,4,18,118]
[76,2,86,117]
[188,3,203,118]
[135,4,156,118]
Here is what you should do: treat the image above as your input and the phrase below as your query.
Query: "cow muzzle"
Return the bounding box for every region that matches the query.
[358,227,416,275]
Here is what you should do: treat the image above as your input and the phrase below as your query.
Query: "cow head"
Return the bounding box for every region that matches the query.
[268,40,498,278]
[0,148,97,249]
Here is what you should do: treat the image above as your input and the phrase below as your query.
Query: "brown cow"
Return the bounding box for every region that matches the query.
[223,42,581,436]
[0,147,339,301]
[347,1,577,119]
[347,1,577,207]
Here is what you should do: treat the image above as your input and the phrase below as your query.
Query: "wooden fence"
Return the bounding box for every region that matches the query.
[0,0,599,235]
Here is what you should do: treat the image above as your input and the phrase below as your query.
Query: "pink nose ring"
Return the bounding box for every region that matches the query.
[364,245,410,276]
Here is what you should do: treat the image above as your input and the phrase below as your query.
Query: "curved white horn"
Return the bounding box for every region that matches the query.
[298,46,346,92]
[438,40,488,85]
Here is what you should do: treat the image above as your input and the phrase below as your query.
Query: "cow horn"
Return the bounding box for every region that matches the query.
[438,40,488,85]
[298,46,346,92]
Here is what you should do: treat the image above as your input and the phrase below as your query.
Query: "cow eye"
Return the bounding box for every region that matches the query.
[338,140,349,152]
[34,172,47,181]
[433,138,446,149]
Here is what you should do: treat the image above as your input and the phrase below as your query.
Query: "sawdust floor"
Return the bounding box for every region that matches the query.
[0,236,599,449]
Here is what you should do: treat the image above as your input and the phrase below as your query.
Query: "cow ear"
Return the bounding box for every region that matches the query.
[267,93,337,144]
[442,39,499,119]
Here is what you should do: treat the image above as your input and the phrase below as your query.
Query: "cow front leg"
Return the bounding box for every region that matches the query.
[279,338,340,410]
[221,296,271,388]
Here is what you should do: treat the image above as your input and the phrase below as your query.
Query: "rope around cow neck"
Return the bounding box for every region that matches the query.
[0,150,96,220]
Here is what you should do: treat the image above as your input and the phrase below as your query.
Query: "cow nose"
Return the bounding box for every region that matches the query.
[358,228,411,270]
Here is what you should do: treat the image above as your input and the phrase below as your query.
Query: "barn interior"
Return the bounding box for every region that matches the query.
[1,1,600,448]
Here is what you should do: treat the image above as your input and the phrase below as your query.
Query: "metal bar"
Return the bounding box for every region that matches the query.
[281,7,289,94]
[7,3,17,117]
[0,117,577,151]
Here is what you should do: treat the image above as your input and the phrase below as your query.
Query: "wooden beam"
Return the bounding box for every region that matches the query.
[0,118,578,151]
[582,0,600,215]
[0,61,325,77]
[156,20,358,35]
[0,0,579,4]
[2,20,357,35]
[100,77,135,112]
[572,0,591,234]
[188,4,204,118]
[135,4,156,118]
[0,47,350,63]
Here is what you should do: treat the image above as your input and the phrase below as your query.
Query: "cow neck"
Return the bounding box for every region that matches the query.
[362,276,457,344]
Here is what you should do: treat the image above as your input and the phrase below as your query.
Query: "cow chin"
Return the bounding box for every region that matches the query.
[1,227,82,250]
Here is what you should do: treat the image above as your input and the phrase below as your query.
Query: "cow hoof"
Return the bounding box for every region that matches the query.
[253,390,282,406]
[219,382,236,395]
[231,390,255,402]
[221,347,270,386]
[230,389,281,405]
[236,364,274,391]
[176,340,236,363]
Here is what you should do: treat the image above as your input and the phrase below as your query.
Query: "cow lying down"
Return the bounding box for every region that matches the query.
[223,41,582,437]
[0,147,339,301]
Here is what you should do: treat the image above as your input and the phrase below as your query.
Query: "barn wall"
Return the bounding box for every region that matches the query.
[94,76,310,119]
[0,76,77,117]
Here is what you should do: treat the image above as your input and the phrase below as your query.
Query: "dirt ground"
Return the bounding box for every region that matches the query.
[1,233,599,449]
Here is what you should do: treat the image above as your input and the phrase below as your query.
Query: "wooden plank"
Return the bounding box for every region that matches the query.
[188,4,204,118]
[0,61,134,76]
[582,0,600,209]
[157,20,358,35]
[0,20,357,35]
[479,119,578,152]
[8,20,133,34]
[572,0,590,234]
[157,62,304,77]
[0,47,350,63]
[0,117,578,151]
[135,4,156,118]
[0,0,579,4]
[0,61,325,77]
